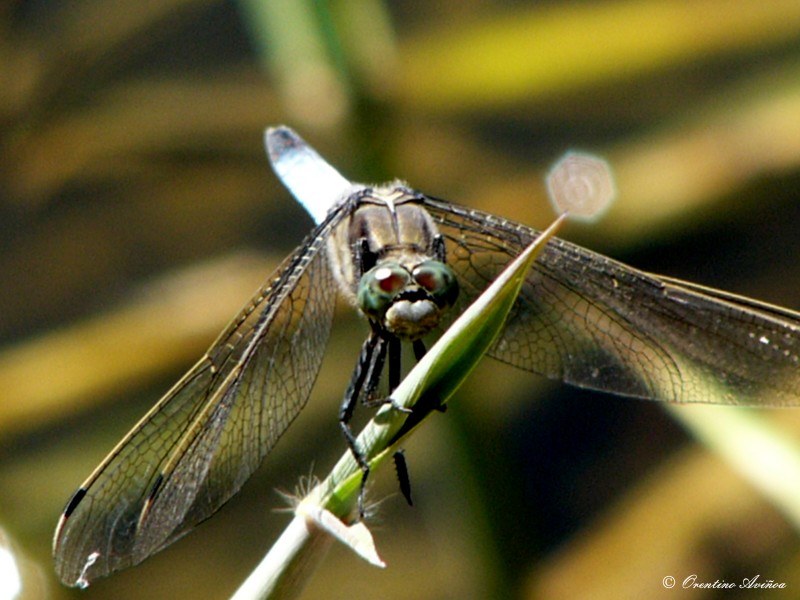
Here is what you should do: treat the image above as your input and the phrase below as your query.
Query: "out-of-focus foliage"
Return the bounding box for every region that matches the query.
[1,1,800,599]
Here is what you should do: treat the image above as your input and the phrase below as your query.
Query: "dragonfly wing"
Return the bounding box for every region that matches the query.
[422,197,800,407]
[53,214,342,586]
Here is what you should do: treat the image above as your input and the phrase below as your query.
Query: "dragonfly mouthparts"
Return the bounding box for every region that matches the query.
[384,297,441,339]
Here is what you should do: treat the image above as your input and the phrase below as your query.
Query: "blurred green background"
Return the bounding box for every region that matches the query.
[2,0,800,598]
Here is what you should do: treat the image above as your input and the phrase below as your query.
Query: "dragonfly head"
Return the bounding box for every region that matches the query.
[357,260,459,339]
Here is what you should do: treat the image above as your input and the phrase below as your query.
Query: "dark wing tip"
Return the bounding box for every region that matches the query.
[53,488,86,552]
[62,487,88,519]
[54,486,88,551]
[53,487,90,584]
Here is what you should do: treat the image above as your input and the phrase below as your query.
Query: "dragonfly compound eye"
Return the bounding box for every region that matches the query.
[412,261,459,308]
[357,263,411,317]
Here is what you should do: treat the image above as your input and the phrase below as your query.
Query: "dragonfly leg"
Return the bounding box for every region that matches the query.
[364,336,412,413]
[362,334,389,402]
[393,449,413,506]
[339,331,386,518]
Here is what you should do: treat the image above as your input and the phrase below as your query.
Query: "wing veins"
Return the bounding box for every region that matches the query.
[54,205,349,585]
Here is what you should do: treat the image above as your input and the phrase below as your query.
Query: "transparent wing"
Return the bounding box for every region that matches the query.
[422,196,800,407]
[53,214,342,587]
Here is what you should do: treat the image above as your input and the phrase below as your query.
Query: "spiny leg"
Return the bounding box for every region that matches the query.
[387,337,430,506]
[362,333,389,402]
[393,450,413,506]
[339,330,386,518]
[365,336,412,412]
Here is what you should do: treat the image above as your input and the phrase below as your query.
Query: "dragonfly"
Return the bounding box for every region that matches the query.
[53,125,800,588]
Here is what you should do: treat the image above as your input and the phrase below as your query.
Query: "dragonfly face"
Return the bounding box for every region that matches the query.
[328,186,459,340]
[52,126,800,588]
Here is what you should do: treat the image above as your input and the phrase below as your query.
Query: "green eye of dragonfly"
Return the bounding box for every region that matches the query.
[412,261,459,308]
[357,264,410,317]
